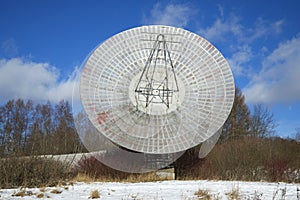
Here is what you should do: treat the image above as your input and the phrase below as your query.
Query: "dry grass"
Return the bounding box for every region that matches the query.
[227,186,241,200]
[194,189,212,199]
[56,180,68,187]
[40,187,47,192]
[125,171,173,183]
[89,189,100,199]
[72,170,171,183]
[50,188,62,194]
[12,190,26,197]
[72,156,174,183]
[12,189,34,197]
[72,173,96,183]
[36,193,44,198]
[252,190,263,200]
[38,185,70,198]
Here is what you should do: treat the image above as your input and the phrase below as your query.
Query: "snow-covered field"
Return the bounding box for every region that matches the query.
[1,180,299,200]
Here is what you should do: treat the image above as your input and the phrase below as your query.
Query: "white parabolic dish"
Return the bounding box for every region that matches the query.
[80,25,235,154]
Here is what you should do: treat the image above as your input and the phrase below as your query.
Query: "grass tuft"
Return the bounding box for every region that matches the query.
[36,193,45,198]
[12,190,26,197]
[89,189,100,199]
[227,186,241,200]
[194,188,212,200]
[40,187,47,192]
[50,188,62,194]
[12,189,35,197]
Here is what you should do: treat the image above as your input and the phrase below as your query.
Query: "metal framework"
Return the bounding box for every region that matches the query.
[135,34,179,109]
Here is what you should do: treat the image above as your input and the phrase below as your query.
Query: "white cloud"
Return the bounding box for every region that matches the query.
[143,3,195,27]
[1,38,19,57]
[0,58,78,103]
[227,45,253,76]
[198,15,243,43]
[198,15,247,77]
[244,35,300,104]
[198,14,283,45]
[197,13,284,77]
[245,18,284,43]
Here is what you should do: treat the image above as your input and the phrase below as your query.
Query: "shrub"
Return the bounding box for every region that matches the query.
[0,156,70,188]
[176,136,300,182]
[72,156,171,182]
[72,156,129,181]
[265,159,289,182]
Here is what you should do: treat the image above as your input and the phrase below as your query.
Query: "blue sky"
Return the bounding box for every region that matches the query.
[0,0,299,138]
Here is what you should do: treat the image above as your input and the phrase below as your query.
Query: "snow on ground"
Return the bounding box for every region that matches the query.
[0,180,299,200]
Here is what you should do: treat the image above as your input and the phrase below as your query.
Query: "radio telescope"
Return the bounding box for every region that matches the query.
[74,25,234,172]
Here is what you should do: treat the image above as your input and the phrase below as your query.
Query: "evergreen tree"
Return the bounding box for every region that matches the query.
[53,100,83,154]
[221,87,251,140]
[27,103,44,154]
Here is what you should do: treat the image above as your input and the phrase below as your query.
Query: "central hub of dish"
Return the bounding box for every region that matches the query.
[153,89,159,95]
[129,69,184,116]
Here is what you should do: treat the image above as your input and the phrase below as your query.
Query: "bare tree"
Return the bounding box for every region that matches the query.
[295,128,300,142]
[1,100,14,155]
[250,104,277,138]
[0,103,5,156]
[12,99,28,154]
[23,100,34,152]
